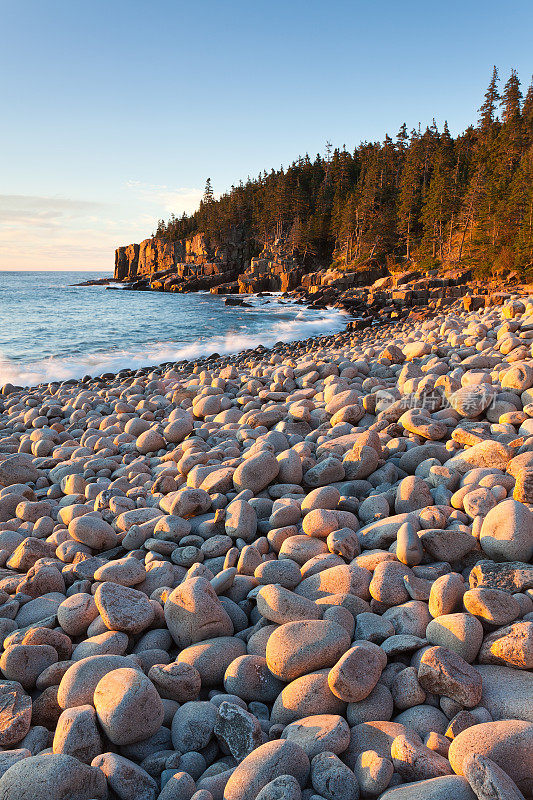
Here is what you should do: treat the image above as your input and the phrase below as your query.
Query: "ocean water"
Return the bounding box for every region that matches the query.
[0,271,349,387]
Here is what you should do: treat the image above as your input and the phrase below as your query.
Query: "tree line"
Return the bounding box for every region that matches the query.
[155,68,533,276]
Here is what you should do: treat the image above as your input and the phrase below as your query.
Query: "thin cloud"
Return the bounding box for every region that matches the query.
[0,194,105,219]
[0,194,152,271]
[125,180,206,215]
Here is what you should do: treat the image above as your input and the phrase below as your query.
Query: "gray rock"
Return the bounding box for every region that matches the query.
[171,701,218,753]
[223,740,310,800]
[0,752,107,800]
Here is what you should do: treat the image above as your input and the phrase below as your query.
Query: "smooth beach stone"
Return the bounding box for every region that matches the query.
[93,556,146,586]
[68,513,119,549]
[0,644,58,690]
[223,740,310,800]
[94,581,155,634]
[429,572,465,617]
[278,534,329,565]
[294,564,371,601]
[270,669,348,726]
[343,721,416,767]
[91,751,159,800]
[164,576,234,647]
[93,667,164,746]
[426,613,484,663]
[301,486,341,513]
[255,775,303,800]
[256,584,322,624]
[328,643,384,702]
[346,682,394,725]
[463,753,526,800]
[254,558,302,588]
[281,714,350,758]
[302,508,358,539]
[479,498,533,562]
[378,775,476,800]
[225,500,257,542]
[0,752,107,800]
[448,720,533,796]
[393,705,449,738]
[391,733,453,781]
[176,637,246,686]
[233,451,280,493]
[158,771,197,800]
[56,593,99,636]
[396,521,424,566]
[0,455,42,488]
[0,682,32,746]
[266,619,351,681]
[136,428,166,453]
[475,664,533,722]
[71,630,129,661]
[353,749,393,797]
[463,587,521,626]
[390,666,426,710]
[224,655,284,702]
[57,654,140,708]
[52,704,102,764]
[0,748,31,779]
[369,561,412,607]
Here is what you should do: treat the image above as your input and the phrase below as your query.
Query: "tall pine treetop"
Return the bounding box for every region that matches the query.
[502,69,523,122]
[478,65,500,132]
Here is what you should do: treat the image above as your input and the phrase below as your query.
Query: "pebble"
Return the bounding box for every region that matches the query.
[463,753,526,800]
[93,667,164,745]
[266,619,351,681]
[448,720,533,796]
[281,713,350,757]
[0,752,107,800]
[223,740,310,800]
[418,646,483,707]
[328,643,384,701]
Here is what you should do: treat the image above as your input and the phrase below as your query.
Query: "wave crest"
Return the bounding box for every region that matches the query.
[0,306,348,387]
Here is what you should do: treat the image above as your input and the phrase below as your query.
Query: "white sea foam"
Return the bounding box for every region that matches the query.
[0,305,349,387]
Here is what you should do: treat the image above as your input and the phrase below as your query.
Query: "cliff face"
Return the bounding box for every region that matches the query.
[114,231,253,284]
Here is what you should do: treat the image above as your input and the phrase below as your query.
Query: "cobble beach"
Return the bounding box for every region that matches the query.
[0,295,532,799]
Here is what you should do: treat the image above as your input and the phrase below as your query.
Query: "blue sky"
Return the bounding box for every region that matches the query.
[2,0,533,270]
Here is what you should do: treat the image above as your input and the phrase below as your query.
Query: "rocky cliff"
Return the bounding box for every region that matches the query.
[114,232,391,302]
[114,231,253,285]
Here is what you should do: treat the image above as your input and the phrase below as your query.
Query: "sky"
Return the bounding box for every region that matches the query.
[1,0,533,272]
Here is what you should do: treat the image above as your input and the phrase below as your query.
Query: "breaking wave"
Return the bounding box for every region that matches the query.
[0,305,349,388]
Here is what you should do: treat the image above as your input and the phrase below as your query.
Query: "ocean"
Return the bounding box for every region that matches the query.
[0,271,349,387]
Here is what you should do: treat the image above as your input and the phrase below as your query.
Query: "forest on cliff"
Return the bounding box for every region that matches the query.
[155,68,533,276]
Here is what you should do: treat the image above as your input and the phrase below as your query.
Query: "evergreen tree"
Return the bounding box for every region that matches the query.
[203,178,214,204]
[478,66,500,132]
[523,79,533,130]
[502,70,522,123]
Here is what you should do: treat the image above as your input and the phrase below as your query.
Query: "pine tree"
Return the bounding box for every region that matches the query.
[479,66,500,132]
[203,178,214,204]
[523,79,533,130]
[398,131,422,258]
[501,70,522,123]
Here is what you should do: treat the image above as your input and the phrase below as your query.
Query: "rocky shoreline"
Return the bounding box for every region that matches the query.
[0,297,532,799]
[107,234,530,318]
